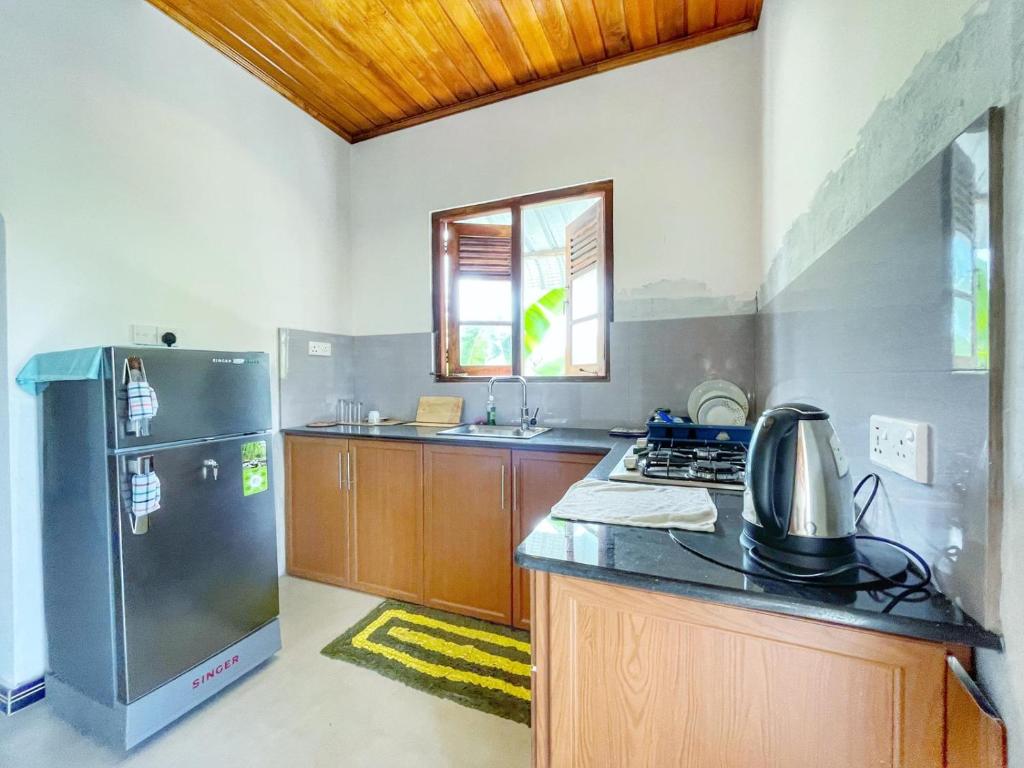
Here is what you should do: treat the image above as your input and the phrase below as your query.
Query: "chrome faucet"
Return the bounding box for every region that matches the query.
[488,376,532,431]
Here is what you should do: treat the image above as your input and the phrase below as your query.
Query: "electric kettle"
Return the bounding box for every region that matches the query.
[741,403,857,570]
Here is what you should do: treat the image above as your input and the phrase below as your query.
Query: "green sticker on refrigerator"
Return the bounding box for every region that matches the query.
[241,440,268,496]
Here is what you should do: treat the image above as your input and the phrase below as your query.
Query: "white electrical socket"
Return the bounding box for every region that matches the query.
[131,324,159,345]
[869,415,930,483]
[308,341,332,357]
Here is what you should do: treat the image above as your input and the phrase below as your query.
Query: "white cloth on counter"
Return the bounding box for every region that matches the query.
[551,478,717,531]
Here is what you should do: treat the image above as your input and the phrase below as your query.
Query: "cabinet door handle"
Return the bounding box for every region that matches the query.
[347,450,354,489]
[338,452,345,490]
[500,464,506,510]
[512,465,518,512]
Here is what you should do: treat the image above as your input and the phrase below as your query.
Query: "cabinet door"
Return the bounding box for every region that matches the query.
[350,439,424,602]
[285,436,349,585]
[512,450,600,629]
[423,444,511,623]
[533,572,948,768]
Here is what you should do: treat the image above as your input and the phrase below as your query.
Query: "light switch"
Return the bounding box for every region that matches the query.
[131,324,159,345]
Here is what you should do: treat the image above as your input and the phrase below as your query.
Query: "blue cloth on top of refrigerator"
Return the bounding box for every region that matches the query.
[16,347,105,395]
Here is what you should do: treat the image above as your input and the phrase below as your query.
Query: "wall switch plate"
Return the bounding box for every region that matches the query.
[131,324,159,345]
[308,341,332,357]
[869,415,930,483]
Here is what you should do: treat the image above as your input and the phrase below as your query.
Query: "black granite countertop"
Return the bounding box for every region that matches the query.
[283,423,999,649]
[281,423,620,455]
[516,443,1002,651]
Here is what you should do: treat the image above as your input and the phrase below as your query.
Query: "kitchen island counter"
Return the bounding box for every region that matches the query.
[517,442,1001,651]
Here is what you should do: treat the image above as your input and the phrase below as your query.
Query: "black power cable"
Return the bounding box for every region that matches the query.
[667,472,932,591]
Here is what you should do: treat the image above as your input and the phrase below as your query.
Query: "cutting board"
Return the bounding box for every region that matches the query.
[411,396,463,426]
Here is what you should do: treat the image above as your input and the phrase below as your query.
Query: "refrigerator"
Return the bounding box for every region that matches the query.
[40,347,281,749]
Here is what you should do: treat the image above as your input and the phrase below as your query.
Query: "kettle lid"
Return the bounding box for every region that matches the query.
[763,403,830,421]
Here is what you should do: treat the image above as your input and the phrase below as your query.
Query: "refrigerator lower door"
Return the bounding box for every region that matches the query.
[114,435,279,703]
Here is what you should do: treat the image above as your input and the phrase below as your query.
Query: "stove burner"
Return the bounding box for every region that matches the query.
[640,444,747,486]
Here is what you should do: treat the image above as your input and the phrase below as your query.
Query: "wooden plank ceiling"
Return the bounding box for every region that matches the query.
[148,0,762,142]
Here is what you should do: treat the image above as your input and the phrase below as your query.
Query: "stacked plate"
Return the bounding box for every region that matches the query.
[687,380,749,426]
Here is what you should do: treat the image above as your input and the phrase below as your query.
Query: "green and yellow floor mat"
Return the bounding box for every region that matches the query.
[321,600,531,725]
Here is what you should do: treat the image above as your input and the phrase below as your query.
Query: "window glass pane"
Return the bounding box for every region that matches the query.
[571,268,598,319]
[459,278,511,322]
[459,325,512,367]
[520,194,602,377]
[951,232,973,294]
[571,318,598,366]
[952,296,973,359]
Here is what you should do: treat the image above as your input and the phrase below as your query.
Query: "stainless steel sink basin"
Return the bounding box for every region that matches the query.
[436,424,551,440]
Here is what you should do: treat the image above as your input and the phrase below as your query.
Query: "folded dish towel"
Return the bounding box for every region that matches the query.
[552,479,717,531]
[15,347,105,395]
[126,381,159,420]
[131,472,161,516]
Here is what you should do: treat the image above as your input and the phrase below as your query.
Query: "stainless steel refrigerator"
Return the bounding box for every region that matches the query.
[40,347,280,749]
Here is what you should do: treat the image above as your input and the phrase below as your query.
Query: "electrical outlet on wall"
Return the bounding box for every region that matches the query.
[869,415,931,483]
[308,341,332,357]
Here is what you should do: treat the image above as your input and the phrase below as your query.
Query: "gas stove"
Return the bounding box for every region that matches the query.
[608,429,749,491]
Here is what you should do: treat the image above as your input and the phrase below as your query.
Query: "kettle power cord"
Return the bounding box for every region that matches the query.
[667,473,932,591]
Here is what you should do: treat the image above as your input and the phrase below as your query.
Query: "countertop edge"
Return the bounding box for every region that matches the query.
[280,425,618,455]
[514,549,1003,651]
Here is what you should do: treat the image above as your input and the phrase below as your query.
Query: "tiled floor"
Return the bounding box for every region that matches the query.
[0,577,531,768]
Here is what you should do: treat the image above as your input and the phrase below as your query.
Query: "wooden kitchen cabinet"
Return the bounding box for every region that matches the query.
[511,450,600,629]
[531,571,957,768]
[349,439,424,602]
[423,444,512,623]
[285,436,349,586]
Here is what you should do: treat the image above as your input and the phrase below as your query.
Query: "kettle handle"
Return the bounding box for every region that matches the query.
[749,408,801,539]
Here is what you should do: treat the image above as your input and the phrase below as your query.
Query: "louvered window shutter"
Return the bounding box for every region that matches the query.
[450,223,512,277]
[564,204,606,376]
[445,222,514,376]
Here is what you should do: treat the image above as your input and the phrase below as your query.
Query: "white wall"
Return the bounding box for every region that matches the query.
[0,0,351,688]
[760,0,979,267]
[349,34,762,336]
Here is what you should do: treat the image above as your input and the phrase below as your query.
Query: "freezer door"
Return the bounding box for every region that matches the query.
[108,347,272,449]
[114,435,279,703]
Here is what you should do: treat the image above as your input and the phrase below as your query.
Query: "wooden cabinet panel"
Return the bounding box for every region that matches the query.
[284,436,349,585]
[532,572,948,768]
[423,444,512,623]
[512,450,600,629]
[946,656,1006,768]
[350,440,424,602]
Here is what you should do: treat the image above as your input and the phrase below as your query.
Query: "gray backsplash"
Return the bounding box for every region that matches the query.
[351,316,756,428]
[278,328,355,427]
[755,147,994,623]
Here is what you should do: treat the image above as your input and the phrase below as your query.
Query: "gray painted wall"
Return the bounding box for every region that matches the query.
[755,144,992,625]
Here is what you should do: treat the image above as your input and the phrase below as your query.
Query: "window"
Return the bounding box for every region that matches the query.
[949,124,992,371]
[432,181,612,380]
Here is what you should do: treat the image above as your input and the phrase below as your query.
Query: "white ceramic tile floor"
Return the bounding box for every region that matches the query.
[0,577,531,768]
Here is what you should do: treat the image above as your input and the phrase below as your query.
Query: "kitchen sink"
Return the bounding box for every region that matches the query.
[436,424,551,440]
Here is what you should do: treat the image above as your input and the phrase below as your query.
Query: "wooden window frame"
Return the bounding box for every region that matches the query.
[431,180,613,383]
